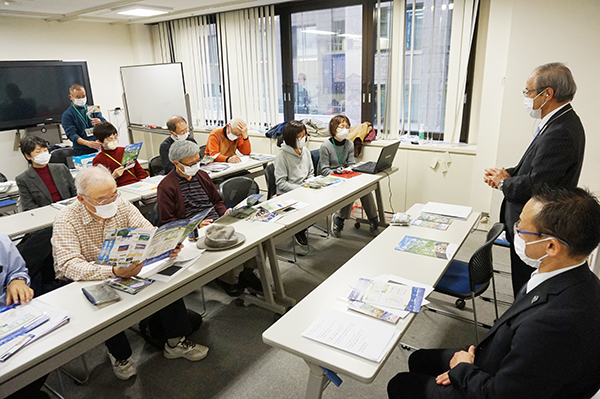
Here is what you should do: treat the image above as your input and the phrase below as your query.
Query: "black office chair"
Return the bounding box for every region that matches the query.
[264,163,277,200]
[310,149,320,176]
[426,222,505,342]
[49,147,74,168]
[198,145,207,158]
[149,155,164,177]
[218,176,259,209]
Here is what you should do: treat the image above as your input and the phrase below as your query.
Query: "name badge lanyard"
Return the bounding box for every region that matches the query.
[73,105,92,129]
[331,138,345,167]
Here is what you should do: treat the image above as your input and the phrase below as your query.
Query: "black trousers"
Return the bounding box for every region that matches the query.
[388,349,467,399]
[105,298,192,360]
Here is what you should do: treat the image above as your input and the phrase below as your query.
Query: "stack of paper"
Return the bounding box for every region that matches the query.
[0,300,69,362]
[348,278,426,314]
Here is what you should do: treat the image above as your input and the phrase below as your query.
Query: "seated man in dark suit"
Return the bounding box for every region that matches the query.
[388,186,600,399]
[159,115,197,174]
[16,136,77,211]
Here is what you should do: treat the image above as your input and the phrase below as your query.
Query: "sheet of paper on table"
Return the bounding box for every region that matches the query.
[302,308,401,362]
[420,202,472,219]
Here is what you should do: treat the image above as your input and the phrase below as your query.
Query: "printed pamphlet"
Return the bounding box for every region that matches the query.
[347,301,401,323]
[106,276,155,295]
[394,235,458,260]
[348,277,425,313]
[411,213,454,231]
[303,175,344,189]
[121,142,143,170]
[96,208,213,267]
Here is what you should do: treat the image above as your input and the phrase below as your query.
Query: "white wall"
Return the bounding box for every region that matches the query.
[0,17,154,179]
[468,0,600,223]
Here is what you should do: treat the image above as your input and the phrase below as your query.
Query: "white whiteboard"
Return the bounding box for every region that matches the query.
[120,63,187,128]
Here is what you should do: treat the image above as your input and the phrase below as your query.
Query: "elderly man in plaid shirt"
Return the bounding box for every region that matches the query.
[52,165,207,380]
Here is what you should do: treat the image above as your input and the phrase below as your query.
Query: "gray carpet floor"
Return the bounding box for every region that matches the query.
[44,219,513,399]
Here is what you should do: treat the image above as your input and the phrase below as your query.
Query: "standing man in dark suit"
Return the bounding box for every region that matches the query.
[388,186,600,399]
[483,62,585,296]
[16,136,77,211]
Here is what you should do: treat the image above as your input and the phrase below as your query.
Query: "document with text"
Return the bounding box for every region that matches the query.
[302,309,401,362]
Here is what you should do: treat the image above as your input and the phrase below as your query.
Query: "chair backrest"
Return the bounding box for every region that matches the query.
[148,203,161,227]
[16,226,60,296]
[49,147,74,167]
[198,145,207,158]
[264,163,276,200]
[219,176,260,208]
[469,222,505,290]
[149,155,164,177]
[310,149,320,176]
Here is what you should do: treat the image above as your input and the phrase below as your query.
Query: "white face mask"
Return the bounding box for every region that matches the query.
[336,127,349,140]
[514,233,550,269]
[32,151,51,166]
[73,97,87,107]
[227,132,239,141]
[296,136,307,149]
[104,140,118,151]
[91,200,118,219]
[523,90,547,119]
[178,162,200,177]
[172,132,189,142]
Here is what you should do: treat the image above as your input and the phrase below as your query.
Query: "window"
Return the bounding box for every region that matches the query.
[403,0,453,136]
[289,5,363,126]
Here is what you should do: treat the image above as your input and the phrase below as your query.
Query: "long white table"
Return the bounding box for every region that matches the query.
[262,203,480,399]
[261,170,397,309]
[0,218,284,397]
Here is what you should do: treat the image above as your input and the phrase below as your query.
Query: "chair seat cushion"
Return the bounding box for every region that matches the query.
[435,260,483,295]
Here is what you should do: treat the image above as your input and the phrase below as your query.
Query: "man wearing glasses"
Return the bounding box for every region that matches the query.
[52,166,208,381]
[160,115,198,174]
[388,186,600,399]
[483,62,585,296]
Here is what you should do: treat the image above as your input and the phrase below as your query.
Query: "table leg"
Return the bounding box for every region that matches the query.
[242,245,287,314]
[374,182,388,227]
[305,362,328,399]
[264,238,296,307]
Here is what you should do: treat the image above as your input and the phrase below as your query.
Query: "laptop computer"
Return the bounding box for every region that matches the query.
[352,141,400,174]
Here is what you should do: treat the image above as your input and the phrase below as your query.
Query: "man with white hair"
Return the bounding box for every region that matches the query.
[157,140,263,296]
[206,118,251,163]
[483,62,585,297]
[52,165,208,381]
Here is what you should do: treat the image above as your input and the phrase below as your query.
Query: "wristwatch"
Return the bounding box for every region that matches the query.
[498,180,505,191]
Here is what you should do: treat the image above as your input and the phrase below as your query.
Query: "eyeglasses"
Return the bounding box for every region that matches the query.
[180,159,200,167]
[513,221,570,247]
[85,191,120,206]
[522,89,537,96]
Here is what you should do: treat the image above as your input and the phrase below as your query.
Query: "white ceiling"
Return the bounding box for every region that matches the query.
[0,0,295,24]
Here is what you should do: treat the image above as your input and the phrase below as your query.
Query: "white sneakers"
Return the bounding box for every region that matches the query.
[108,353,137,381]
[163,337,209,361]
[108,337,208,380]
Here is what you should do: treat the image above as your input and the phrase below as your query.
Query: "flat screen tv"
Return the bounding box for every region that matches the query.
[0,60,94,131]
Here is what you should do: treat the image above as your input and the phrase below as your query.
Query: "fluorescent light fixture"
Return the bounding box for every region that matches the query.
[117,8,169,17]
[301,29,335,36]
[449,3,454,10]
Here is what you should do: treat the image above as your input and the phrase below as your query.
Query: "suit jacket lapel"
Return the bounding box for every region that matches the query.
[511,104,573,176]
[478,264,588,346]
[48,164,67,200]
[27,167,52,202]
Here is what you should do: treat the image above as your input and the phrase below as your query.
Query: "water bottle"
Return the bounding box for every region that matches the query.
[418,124,425,142]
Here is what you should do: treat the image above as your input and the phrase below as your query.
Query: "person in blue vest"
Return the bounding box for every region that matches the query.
[61,84,105,156]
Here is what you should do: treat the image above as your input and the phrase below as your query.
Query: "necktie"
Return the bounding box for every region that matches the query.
[533,125,541,140]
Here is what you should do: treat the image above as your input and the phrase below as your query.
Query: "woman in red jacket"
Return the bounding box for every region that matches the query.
[92,122,147,187]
